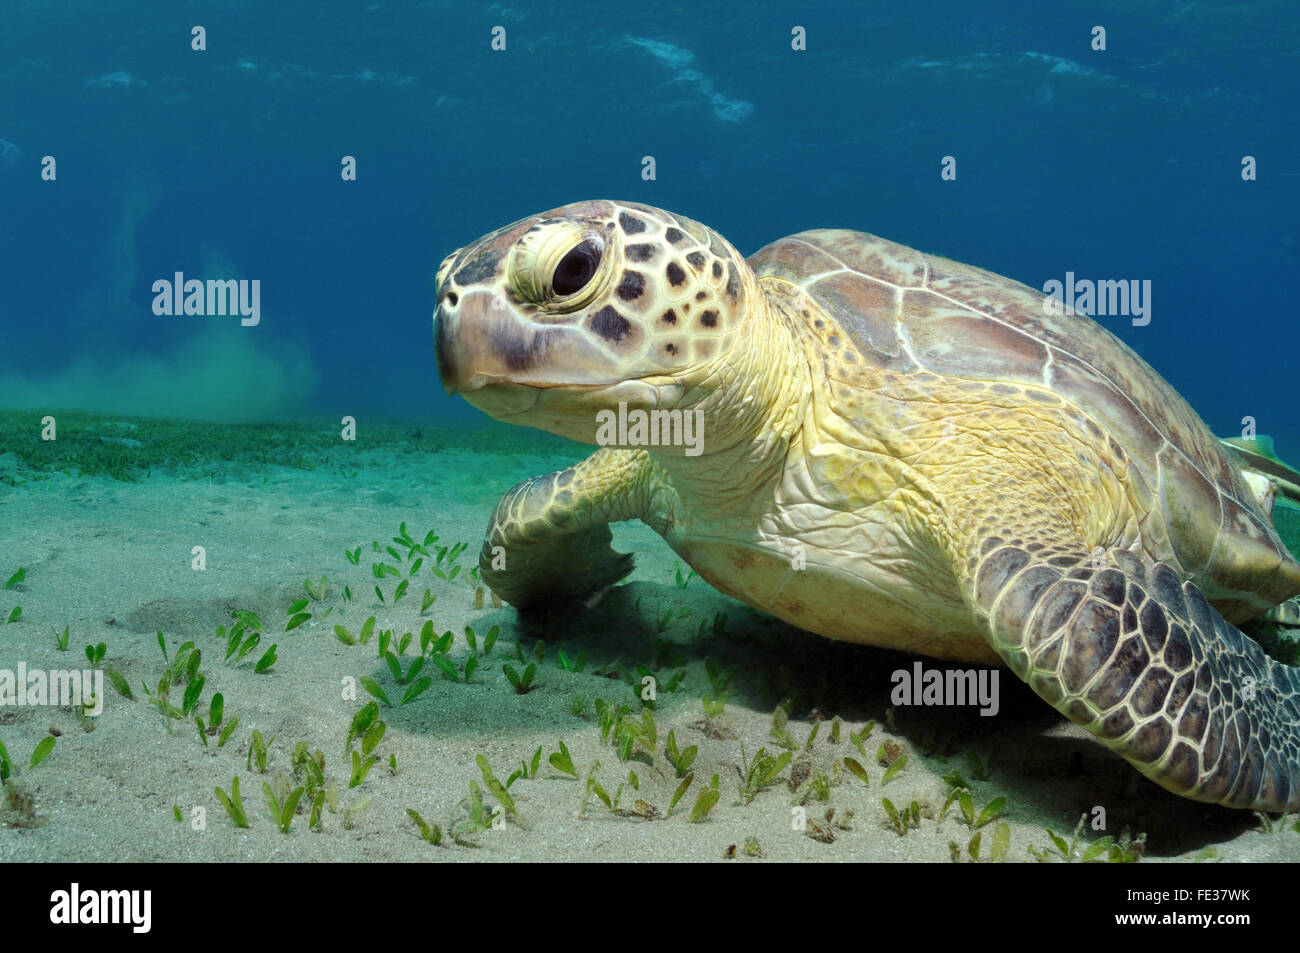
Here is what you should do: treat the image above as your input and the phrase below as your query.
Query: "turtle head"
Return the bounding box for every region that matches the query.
[434,200,755,444]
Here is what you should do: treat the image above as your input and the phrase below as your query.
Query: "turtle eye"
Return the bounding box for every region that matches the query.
[551,241,601,296]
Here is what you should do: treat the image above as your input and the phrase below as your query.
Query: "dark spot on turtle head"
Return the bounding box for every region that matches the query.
[686,251,706,269]
[661,309,677,325]
[814,318,824,328]
[616,270,645,301]
[726,261,741,298]
[665,343,678,355]
[695,290,707,301]
[590,306,632,342]
[618,212,646,235]
[500,325,547,371]
[828,334,840,347]
[454,249,502,286]
[700,310,718,328]
[627,243,656,262]
[712,261,723,279]
[666,262,686,287]
[665,227,686,244]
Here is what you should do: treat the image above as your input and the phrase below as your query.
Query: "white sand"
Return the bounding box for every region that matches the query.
[1,434,1298,862]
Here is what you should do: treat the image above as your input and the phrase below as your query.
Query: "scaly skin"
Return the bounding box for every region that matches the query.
[478,447,650,609]
[963,539,1300,811]
[918,418,1300,811]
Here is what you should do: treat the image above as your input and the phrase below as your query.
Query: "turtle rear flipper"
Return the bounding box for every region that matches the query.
[1269,597,1300,628]
[479,447,651,611]
[968,542,1300,812]
[1221,436,1300,504]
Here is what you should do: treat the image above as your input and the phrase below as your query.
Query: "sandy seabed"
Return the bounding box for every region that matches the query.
[1,418,1298,863]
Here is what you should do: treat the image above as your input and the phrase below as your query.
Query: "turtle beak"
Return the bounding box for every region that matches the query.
[435,285,626,398]
[434,289,536,395]
[435,294,545,418]
[433,300,471,394]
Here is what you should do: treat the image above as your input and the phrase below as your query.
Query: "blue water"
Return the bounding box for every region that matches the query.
[1,1,1296,449]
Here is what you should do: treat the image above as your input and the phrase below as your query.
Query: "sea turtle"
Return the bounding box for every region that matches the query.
[433,199,1300,812]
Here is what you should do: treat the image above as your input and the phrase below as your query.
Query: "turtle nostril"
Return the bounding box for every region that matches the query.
[446,291,459,306]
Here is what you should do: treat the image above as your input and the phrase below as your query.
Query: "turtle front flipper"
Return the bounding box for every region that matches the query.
[966,541,1300,812]
[480,447,653,611]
